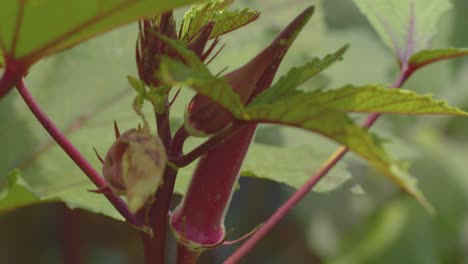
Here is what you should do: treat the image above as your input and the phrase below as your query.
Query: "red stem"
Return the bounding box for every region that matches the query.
[224,67,413,264]
[169,123,246,168]
[141,110,178,264]
[141,165,178,264]
[15,78,142,227]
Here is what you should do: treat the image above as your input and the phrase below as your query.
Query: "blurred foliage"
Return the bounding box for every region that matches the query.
[1,0,468,263]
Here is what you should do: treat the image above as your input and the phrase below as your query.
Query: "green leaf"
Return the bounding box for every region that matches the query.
[250,45,349,106]
[159,56,246,119]
[181,0,259,40]
[156,34,208,70]
[0,26,140,220]
[176,139,352,193]
[127,75,145,94]
[303,85,468,116]
[409,48,468,71]
[245,94,434,212]
[353,0,452,64]
[0,0,197,65]
[0,170,56,214]
[158,36,468,213]
[239,145,352,192]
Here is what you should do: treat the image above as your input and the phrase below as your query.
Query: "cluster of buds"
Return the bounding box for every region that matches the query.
[136,12,178,87]
[136,12,220,88]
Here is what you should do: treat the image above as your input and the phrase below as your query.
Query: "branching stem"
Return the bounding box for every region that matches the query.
[169,122,247,168]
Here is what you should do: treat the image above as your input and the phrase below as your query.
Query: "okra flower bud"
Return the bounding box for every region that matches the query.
[102,127,167,213]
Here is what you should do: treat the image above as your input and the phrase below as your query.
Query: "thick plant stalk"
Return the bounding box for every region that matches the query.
[171,125,256,246]
[171,7,314,263]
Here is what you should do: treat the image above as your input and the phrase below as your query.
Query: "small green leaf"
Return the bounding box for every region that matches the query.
[159,57,246,119]
[127,75,146,94]
[409,48,468,71]
[0,170,56,214]
[0,0,197,66]
[353,0,452,64]
[155,34,208,70]
[250,45,349,106]
[181,0,259,40]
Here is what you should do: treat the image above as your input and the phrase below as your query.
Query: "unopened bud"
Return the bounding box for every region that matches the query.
[102,127,167,213]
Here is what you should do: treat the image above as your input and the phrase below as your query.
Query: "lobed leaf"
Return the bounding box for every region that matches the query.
[352,0,451,65]
[181,0,259,40]
[409,48,468,71]
[0,0,197,66]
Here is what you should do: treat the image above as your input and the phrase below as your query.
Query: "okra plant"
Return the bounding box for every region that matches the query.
[1,0,468,263]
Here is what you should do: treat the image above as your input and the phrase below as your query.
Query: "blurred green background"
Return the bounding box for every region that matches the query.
[1,0,468,263]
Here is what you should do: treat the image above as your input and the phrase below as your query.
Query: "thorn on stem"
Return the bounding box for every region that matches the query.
[88,186,112,194]
[205,42,225,65]
[169,88,181,107]
[114,121,121,139]
[93,147,104,164]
